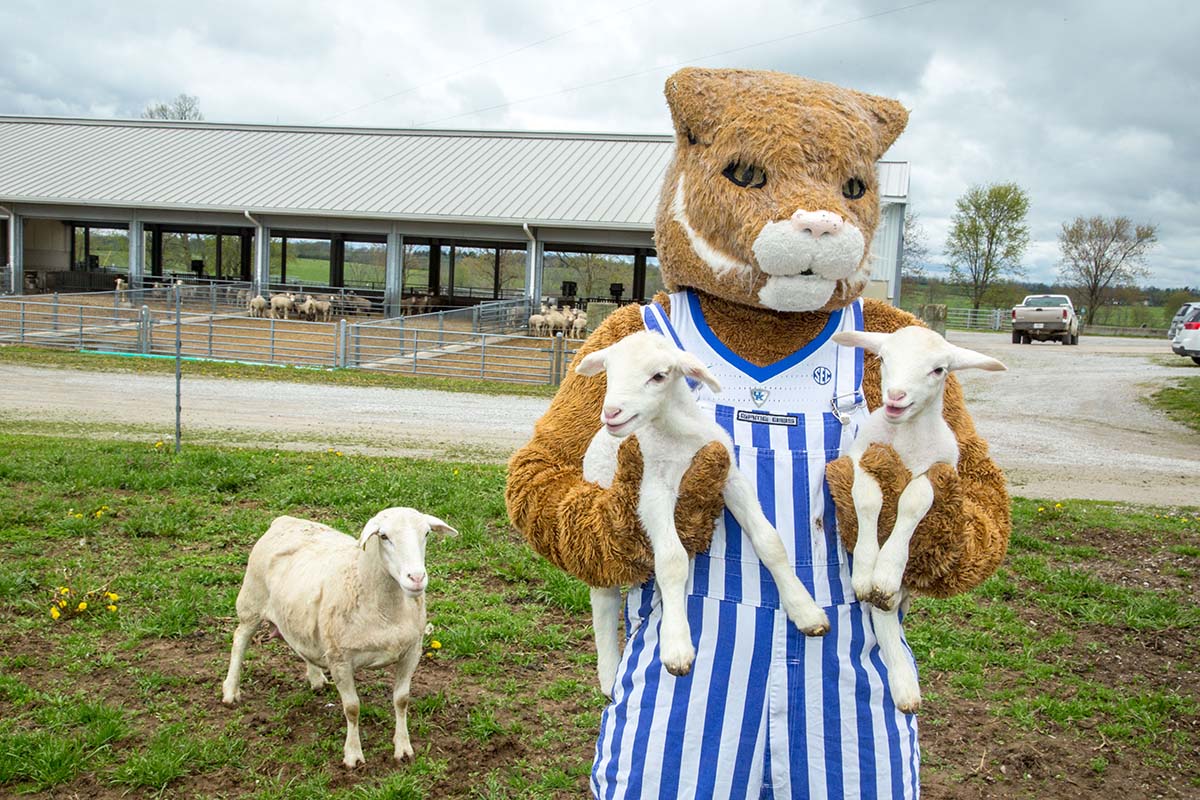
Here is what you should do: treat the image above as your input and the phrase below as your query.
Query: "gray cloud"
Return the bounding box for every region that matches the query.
[1,0,1195,287]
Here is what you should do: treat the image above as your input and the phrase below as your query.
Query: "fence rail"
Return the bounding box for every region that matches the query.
[0,290,578,384]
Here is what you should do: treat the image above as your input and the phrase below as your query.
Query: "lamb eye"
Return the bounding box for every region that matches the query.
[379,533,390,542]
[930,367,946,376]
[649,371,668,384]
[842,177,867,199]
[722,162,767,189]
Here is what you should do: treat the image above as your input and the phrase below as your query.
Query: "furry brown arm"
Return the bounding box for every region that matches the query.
[505,302,729,587]
[824,300,1012,597]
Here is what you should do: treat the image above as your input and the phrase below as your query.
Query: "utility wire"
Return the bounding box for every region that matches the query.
[414,0,941,128]
[318,0,656,124]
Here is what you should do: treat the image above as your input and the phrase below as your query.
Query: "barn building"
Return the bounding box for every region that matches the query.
[0,116,909,312]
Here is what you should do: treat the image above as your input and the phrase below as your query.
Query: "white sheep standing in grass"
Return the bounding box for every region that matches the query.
[221,507,457,767]
[577,331,830,697]
[832,326,1006,713]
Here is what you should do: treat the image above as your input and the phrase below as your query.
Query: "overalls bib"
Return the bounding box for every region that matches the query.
[592,290,919,799]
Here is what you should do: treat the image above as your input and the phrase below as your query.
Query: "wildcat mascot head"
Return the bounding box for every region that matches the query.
[655,68,908,313]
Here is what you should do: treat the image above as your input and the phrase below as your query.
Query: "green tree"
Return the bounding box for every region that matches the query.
[944,183,1031,309]
[1057,215,1157,326]
[142,94,204,121]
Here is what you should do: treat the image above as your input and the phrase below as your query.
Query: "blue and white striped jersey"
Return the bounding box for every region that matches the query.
[593,290,919,799]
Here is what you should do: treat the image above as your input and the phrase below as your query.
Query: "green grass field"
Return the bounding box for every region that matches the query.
[0,433,1197,798]
[1151,375,1200,433]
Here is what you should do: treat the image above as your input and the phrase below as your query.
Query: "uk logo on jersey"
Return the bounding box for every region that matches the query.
[750,388,770,407]
[812,366,833,385]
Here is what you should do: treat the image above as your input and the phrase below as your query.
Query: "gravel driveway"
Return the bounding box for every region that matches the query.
[3,332,1197,504]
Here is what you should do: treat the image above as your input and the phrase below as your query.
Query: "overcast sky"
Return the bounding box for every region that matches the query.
[2,0,1196,288]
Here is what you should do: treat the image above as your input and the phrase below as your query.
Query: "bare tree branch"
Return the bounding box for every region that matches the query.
[1057,216,1157,325]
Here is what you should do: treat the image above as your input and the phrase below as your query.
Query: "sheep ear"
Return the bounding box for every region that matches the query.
[359,517,382,550]
[676,351,721,393]
[575,346,611,377]
[832,331,888,354]
[947,345,1007,372]
[425,515,459,537]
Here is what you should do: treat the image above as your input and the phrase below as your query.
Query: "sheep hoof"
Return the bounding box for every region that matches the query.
[800,620,830,637]
[893,688,921,714]
[660,642,695,677]
[867,588,897,611]
[343,753,365,769]
[394,744,414,763]
[221,691,240,705]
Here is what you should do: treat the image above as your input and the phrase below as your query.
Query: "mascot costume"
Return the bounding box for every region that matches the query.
[506,67,1010,799]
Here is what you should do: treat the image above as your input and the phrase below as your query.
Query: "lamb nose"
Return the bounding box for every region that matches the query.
[407,571,426,584]
[887,389,907,402]
[602,407,622,423]
[791,210,843,237]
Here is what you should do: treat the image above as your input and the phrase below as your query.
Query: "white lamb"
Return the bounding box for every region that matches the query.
[248,294,268,318]
[831,326,1006,713]
[577,331,829,697]
[221,507,457,767]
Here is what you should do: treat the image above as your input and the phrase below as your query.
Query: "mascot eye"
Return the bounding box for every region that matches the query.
[842,177,867,199]
[722,162,767,189]
[684,127,698,145]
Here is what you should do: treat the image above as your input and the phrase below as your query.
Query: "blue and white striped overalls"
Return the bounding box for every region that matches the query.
[592,290,919,799]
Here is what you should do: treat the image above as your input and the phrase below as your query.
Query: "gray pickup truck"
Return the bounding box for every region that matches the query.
[1011,294,1080,345]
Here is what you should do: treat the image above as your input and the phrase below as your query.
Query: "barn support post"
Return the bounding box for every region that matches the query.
[3,208,22,295]
[522,224,543,304]
[128,215,145,290]
[245,212,270,297]
[385,226,403,318]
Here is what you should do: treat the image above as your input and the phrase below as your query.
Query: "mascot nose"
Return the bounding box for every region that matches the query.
[791,210,844,238]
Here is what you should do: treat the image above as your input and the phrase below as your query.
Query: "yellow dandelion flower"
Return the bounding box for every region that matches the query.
[106,592,120,602]
[59,600,67,608]
[60,587,70,595]
[1054,503,1063,509]
[1037,507,1045,513]
[430,640,442,650]
[75,513,84,519]
[424,651,433,657]
[452,468,460,477]
[50,606,60,620]
[335,451,343,457]
[94,510,103,518]
[306,465,313,471]
[77,601,87,612]
[106,604,117,612]
[155,440,164,449]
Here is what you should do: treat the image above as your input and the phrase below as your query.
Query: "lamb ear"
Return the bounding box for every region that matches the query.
[575,346,611,377]
[359,517,382,550]
[832,330,888,354]
[425,515,459,537]
[676,351,721,393]
[948,346,1007,372]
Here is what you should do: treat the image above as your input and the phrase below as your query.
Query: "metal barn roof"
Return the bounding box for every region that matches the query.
[0,116,907,229]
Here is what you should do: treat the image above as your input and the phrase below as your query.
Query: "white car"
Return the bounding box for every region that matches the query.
[1171,306,1200,365]
[1168,301,1200,340]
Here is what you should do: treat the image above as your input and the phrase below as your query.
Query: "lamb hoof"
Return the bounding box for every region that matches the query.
[801,619,830,637]
[851,577,875,604]
[343,754,365,769]
[394,745,414,764]
[660,642,695,677]
[894,691,921,714]
[221,686,240,705]
[867,588,898,611]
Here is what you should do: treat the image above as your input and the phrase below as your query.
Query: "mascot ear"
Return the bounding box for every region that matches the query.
[664,67,721,146]
[851,89,909,154]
